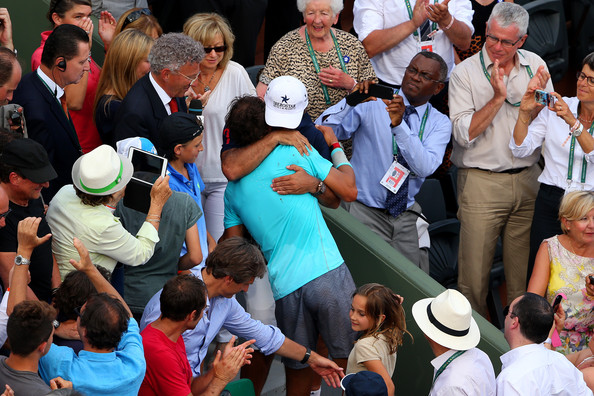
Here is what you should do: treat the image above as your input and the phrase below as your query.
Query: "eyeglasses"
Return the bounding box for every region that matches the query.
[172,70,199,84]
[204,45,227,53]
[73,305,83,318]
[0,208,11,220]
[503,305,517,319]
[577,71,594,87]
[485,33,523,48]
[121,8,151,30]
[404,66,442,83]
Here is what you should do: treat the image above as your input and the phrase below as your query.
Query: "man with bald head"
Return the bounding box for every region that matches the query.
[0,47,20,106]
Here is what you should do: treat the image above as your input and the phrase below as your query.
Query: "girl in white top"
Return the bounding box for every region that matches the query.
[348,283,411,396]
[183,13,256,241]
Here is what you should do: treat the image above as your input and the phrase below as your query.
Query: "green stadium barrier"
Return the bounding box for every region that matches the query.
[321,206,509,395]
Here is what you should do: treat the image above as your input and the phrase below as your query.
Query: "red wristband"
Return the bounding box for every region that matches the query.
[330,142,341,151]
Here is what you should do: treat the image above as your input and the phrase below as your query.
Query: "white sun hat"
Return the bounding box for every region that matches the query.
[71,145,133,196]
[412,289,480,351]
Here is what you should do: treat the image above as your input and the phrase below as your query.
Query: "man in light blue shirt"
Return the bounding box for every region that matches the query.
[140,237,345,391]
[317,52,452,272]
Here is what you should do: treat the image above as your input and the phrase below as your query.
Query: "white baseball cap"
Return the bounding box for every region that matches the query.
[264,76,308,129]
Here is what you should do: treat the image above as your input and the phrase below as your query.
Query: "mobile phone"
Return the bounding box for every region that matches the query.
[346,83,395,106]
[535,90,555,107]
[589,275,594,284]
[552,294,563,313]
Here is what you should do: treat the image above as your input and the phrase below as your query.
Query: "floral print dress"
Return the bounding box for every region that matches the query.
[545,235,594,354]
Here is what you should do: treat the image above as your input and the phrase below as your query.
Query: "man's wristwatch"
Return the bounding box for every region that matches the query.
[14,255,30,266]
[53,320,60,329]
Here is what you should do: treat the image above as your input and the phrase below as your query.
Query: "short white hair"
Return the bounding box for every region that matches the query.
[296,0,343,16]
[487,2,529,37]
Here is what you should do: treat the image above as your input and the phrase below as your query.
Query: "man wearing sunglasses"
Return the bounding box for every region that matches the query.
[317,52,451,273]
[114,33,204,153]
[448,2,553,318]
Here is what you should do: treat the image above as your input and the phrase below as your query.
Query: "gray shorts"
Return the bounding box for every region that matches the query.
[275,263,357,369]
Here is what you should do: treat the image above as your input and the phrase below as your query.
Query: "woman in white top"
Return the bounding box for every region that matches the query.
[183,13,256,241]
[511,52,594,279]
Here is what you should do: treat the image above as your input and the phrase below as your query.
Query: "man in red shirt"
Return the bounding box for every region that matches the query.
[140,274,253,396]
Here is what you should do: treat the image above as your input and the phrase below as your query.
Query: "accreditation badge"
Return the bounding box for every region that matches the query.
[380,161,410,194]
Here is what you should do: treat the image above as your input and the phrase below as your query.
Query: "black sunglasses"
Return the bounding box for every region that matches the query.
[121,8,152,30]
[0,208,11,220]
[204,45,227,53]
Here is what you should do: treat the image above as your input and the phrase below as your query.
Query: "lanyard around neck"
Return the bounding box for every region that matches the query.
[404,0,438,38]
[431,350,466,388]
[567,120,594,184]
[479,50,533,107]
[304,28,348,105]
[392,89,430,156]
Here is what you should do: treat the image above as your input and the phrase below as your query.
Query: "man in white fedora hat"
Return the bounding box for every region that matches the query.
[497,292,592,396]
[412,289,496,395]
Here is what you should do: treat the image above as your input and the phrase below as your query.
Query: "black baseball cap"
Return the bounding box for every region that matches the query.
[159,112,204,151]
[0,139,57,183]
[341,372,388,396]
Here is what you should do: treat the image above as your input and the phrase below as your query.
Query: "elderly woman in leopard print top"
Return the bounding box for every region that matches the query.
[256,0,376,120]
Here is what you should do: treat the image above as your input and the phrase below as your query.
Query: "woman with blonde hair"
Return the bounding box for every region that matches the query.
[183,13,256,241]
[528,191,594,355]
[94,29,154,145]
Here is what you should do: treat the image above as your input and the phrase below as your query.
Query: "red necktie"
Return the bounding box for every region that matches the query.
[60,94,70,120]
[169,98,179,113]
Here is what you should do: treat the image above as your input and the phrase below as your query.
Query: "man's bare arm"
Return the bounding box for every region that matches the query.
[221,131,311,181]
[361,0,427,58]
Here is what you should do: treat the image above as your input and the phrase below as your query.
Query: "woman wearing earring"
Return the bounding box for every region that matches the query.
[512,52,594,279]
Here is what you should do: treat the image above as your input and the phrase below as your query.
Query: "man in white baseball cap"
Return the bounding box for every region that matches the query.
[412,289,496,395]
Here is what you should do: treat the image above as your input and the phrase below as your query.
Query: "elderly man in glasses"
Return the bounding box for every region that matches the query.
[114,33,205,153]
[317,51,451,273]
[448,2,553,318]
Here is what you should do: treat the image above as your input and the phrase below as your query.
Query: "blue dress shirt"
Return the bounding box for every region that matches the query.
[317,94,451,210]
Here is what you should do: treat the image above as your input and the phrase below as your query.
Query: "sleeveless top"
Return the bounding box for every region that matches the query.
[545,235,594,354]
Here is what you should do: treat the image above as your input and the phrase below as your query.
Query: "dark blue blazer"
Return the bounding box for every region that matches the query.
[12,71,82,201]
[113,74,188,151]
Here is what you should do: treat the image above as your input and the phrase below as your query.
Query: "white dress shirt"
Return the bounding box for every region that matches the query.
[510,96,594,191]
[353,0,474,85]
[37,67,64,101]
[497,343,593,396]
[149,72,173,115]
[430,348,496,396]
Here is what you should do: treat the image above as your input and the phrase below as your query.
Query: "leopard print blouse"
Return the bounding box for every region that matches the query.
[260,28,377,120]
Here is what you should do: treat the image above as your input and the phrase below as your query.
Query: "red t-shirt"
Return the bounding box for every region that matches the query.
[139,323,193,396]
[31,30,102,153]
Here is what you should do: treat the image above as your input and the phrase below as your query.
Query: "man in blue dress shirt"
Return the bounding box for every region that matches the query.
[318,52,452,272]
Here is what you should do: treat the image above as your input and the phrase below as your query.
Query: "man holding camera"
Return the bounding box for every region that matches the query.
[448,2,552,316]
[317,52,451,272]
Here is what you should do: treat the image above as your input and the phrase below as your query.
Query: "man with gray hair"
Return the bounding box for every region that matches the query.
[448,2,553,316]
[114,33,205,151]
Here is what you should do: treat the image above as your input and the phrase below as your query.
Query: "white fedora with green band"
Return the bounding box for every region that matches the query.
[71,145,134,196]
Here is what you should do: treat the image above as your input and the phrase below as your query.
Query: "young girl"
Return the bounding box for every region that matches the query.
[348,283,411,396]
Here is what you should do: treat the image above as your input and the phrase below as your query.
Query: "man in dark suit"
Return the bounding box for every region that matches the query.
[113,33,205,152]
[11,24,89,201]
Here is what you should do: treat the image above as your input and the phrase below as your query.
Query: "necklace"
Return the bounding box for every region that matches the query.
[196,70,217,92]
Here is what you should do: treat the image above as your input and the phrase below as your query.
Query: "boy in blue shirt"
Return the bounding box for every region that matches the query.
[159,113,215,273]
